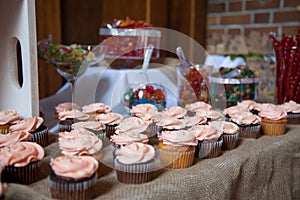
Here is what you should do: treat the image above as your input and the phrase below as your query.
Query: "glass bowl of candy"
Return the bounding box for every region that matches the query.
[123,83,167,113]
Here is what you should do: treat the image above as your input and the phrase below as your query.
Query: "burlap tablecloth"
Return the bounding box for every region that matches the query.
[4,125,300,200]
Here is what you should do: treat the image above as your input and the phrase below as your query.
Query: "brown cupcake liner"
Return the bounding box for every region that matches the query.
[105,124,118,139]
[159,147,195,169]
[59,119,75,132]
[222,133,239,150]
[238,124,261,139]
[48,172,97,200]
[198,139,223,159]
[114,159,155,184]
[0,124,10,134]
[2,161,41,184]
[287,113,300,124]
[261,121,287,136]
[29,125,49,147]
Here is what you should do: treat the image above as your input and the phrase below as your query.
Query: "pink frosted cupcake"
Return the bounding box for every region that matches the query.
[58,110,89,132]
[258,107,287,136]
[223,105,249,121]
[196,109,224,122]
[230,111,261,139]
[9,117,49,147]
[96,112,123,138]
[0,110,21,134]
[82,103,111,120]
[278,100,300,124]
[0,131,32,148]
[115,117,149,136]
[72,121,106,139]
[130,103,158,117]
[55,102,81,119]
[221,121,239,150]
[114,142,156,184]
[0,142,44,184]
[181,115,207,128]
[163,106,187,119]
[158,130,197,168]
[185,101,212,116]
[48,156,98,200]
[156,116,186,135]
[190,123,223,158]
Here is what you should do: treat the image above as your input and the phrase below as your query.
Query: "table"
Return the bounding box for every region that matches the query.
[3,125,300,200]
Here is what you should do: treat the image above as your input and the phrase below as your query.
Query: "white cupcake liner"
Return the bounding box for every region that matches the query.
[87,129,106,140]
[148,122,158,138]
[48,172,97,200]
[222,133,239,150]
[29,125,49,147]
[114,159,155,184]
[159,147,195,168]
[198,139,223,159]
[2,161,41,184]
[238,124,261,139]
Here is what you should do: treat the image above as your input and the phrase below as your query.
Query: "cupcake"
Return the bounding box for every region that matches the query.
[9,117,49,147]
[130,103,158,117]
[72,121,106,140]
[258,108,287,136]
[190,123,223,158]
[82,103,112,120]
[114,142,155,184]
[0,110,21,134]
[163,106,187,119]
[221,121,239,150]
[185,101,212,116]
[55,102,81,119]
[0,131,32,148]
[230,111,261,139]
[156,116,186,135]
[196,109,224,122]
[278,100,300,124]
[0,142,44,184]
[58,109,89,132]
[48,156,98,200]
[181,115,207,129]
[237,100,260,115]
[96,112,123,138]
[223,105,249,121]
[158,130,197,168]
[0,162,7,199]
[115,117,150,136]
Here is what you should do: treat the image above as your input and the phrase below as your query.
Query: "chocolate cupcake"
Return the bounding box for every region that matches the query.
[96,112,123,139]
[54,102,81,119]
[278,100,300,124]
[58,110,89,132]
[48,156,98,200]
[72,121,106,140]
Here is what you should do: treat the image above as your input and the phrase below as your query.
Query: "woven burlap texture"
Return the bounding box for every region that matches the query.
[4,125,300,200]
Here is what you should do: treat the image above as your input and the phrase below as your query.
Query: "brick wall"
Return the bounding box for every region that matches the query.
[207,0,300,38]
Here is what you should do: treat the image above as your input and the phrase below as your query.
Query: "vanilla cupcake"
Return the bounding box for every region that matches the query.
[49,156,98,200]
[0,110,21,134]
[230,111,261,139]
[0,142,44,184]
[58,109,89,132]
[278,100,300,124]
[258,108,287,136]
[158,130,197,168]
[114,142,156,184]
[190,123,223,158]
[163,106,187,119]
[72,121,106,139]
[55,102,81,119]
[0,131,32,148]
[9,117,49,147]
[82,103,111,120]
[96,112,123,138]
[221,121,239,150]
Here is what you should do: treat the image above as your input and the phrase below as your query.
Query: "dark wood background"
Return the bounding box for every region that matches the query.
[36,0,207,99]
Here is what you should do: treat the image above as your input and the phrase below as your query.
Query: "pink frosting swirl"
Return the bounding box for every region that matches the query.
[130,104,158,116]
[0,110,21,125]
[0,142,44,167]
[189,124,222,141]
[222,121,239,134]
[258,109,287,120]
[72,121,105,131]
[115,117,148,134]
[9,117,43,133]
[55,102,81,113]
[115,142,155,164]
[110,132,149,145]
[196,109,223,120]
[278,100,300,113]
[237,100,258,110]
[82,103,112,114]
[185,101,212,112]
[58,110,89,121]
[50,156,98,179]
[163,106,187,119]
[0,131,32,148]
[182,115,207,127]
[230,112,261,125]
[59,128,103,156]
[157,116,186,130]
[96,112,123,125]
[159,130,197,146]
[223,105,249,117]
